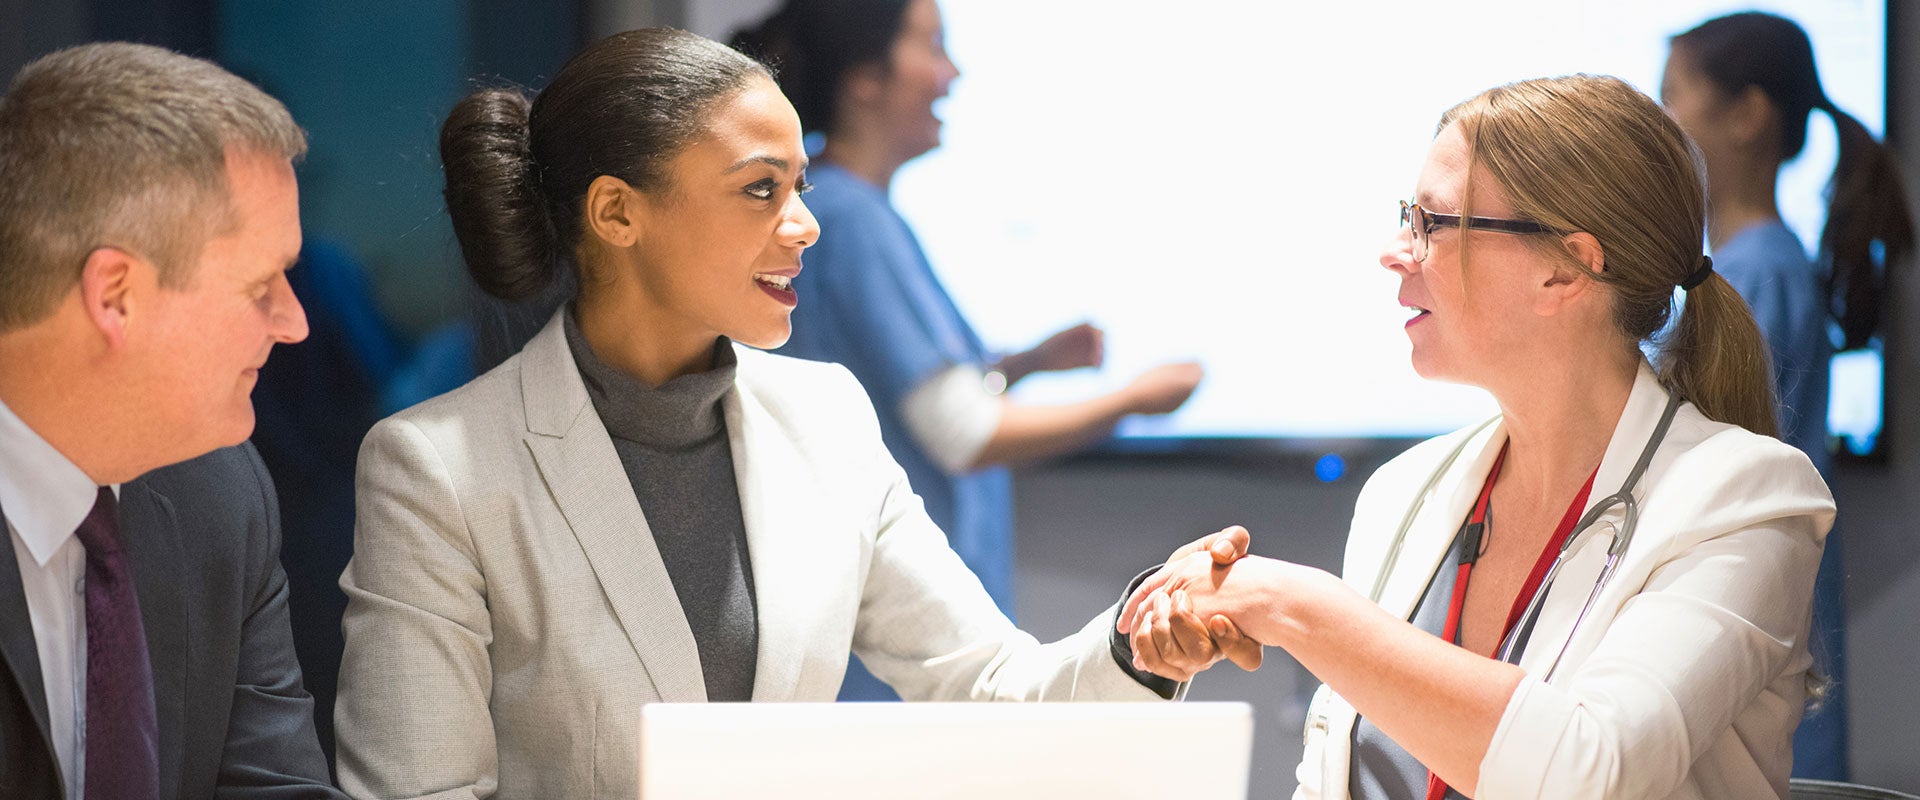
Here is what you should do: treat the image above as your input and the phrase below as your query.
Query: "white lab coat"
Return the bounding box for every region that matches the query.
[1295,364,1834,800]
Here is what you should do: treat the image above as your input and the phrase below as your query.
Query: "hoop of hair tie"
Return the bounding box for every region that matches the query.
[1680,255,1715,291]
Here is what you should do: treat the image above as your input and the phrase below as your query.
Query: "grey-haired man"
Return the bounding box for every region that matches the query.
[0,42,342,799]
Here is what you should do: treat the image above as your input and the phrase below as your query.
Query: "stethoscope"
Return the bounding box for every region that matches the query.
[1371,392,1685,680]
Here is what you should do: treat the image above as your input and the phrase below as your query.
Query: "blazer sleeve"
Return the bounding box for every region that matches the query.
[827,366,1168,702]
[215,445,346,799]
[333,419,496,800]
[1474,442,1829,800]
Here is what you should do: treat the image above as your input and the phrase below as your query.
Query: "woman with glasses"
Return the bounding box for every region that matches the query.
[1122,75,1833,799]
[332,28,1249,800]
[1661,12,1915,779]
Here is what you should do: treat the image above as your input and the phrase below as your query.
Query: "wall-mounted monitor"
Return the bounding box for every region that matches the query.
[891,0,1887,455]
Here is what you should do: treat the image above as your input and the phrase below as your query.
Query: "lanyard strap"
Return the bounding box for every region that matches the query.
[1437,446,1506,648]
[1427,453,1598,800]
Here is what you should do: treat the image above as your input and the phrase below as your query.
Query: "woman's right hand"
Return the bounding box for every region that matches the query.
[1122,551,1292,648]
[1123,361,1204,415]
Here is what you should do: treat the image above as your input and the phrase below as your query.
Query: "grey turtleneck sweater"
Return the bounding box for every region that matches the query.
[564,311,758,702]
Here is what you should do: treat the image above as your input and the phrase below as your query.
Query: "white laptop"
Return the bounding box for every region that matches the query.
[637,701,1253,799]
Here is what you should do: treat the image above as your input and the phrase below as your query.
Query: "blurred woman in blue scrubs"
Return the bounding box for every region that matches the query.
[733,0,1204,698]
[1662,10,1915,779]
[1663,11,1913,467]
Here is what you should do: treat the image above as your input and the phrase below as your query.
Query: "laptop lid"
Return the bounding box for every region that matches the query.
[637,701,1253,799]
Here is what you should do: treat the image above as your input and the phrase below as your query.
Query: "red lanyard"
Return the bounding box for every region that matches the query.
[1425,446,1598,800]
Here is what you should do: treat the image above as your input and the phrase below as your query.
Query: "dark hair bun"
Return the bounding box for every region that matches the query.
[439,87,557,301]
[440,29,770,304]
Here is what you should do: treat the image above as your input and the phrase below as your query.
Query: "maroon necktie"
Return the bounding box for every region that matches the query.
[73,487,160,800]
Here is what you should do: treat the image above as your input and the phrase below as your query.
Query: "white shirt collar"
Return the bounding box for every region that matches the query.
[0,395,110,567]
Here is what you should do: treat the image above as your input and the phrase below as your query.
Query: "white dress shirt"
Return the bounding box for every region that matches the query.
[0,396,116,800]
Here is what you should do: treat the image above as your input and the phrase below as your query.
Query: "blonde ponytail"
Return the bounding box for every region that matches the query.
[1656,273,1779,437]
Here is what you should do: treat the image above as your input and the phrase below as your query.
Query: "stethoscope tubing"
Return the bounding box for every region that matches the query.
[1380,391,1686,675]
[1494,393,1683,673]
[1370,417,1500,605]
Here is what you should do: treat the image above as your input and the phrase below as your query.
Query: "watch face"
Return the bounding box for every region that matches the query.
[982,369,1009,396]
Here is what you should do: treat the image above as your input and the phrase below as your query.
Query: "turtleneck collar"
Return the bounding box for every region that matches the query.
[563,307,737,450]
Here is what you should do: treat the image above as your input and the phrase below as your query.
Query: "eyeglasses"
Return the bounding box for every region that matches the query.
[1399,200,1552,263]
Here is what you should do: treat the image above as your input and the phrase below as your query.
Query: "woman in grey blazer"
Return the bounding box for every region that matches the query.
[332,28,1256,800]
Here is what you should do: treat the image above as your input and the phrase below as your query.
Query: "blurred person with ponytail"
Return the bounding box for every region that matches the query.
[1663,12,1913,465]
[1122,75,1833,799]
[731,3,1207,696]
[331,27,1252,800]
[1662,12,1914,779]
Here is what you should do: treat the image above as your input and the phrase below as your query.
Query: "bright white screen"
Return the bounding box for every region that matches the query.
[891,0,1886,439]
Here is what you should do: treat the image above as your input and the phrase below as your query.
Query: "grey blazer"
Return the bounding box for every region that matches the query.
[334,314,1160,800]
[0,444,342,799]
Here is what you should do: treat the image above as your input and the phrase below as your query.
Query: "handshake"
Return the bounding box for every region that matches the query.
[1117,526,1281,682]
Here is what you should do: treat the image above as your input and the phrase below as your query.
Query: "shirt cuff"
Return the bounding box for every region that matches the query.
[1109,566,1183,699]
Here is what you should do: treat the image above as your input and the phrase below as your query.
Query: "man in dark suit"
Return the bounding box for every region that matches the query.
[0,43,343,798]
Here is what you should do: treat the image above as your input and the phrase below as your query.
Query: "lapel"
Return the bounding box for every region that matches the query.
[726,348,833,702]
[517,314,707,703]
[120,479,188,799]
[0,495,58,780]
[1514,364,1670,678]
[1374,419,1508,622]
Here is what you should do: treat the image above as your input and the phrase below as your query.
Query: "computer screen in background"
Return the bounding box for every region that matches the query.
[891,0,1886,451]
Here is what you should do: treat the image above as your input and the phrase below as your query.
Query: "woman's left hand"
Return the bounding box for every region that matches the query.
[1024,322,1105,374]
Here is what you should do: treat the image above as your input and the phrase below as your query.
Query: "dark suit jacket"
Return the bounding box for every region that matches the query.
[0,443,344,799]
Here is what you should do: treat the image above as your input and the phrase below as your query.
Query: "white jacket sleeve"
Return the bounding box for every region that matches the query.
[830,365,1165,702]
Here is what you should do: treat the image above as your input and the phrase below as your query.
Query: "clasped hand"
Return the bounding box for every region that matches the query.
[1118,526,1266,682]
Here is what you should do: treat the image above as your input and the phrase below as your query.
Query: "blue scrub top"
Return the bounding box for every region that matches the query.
[780,164,1017,615]
[1712,220,1848,779]
[1713,221,1831,472]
